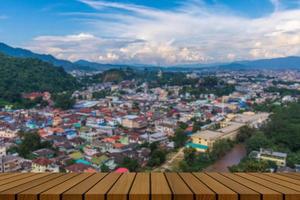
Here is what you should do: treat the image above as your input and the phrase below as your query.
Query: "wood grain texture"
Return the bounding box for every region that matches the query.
[62,173,106,200]
[165,173,193,200]
[250,173,300,192]
[0,172,298,200]
[237,173,300,200]
[206,173,259,200]
[107,173,136,200]
[193,173,238,200]
[221,173,282,200]
[18,173,78,200]
[85,172,122,200]
[151,173,172,200]
[129,173,150,200]
[40,173,93,200]
[0,173,49,193]
[0,173,62,200]
[0,173,36,186]
[179,173,215,200]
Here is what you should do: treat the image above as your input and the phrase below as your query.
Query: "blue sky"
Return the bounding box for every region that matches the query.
[0,0,300,65]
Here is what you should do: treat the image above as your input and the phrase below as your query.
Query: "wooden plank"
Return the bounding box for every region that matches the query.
[264,173,300,186]
[250,173,300,192]
[0,173,50,194]
[193,173,238,200]
[0,173,22,181]
[237,173,300,200]
[278,173,300,180]
[85,172,122,200]
[165,173,193,200]
[0,173,36,186]
[206,173,260,200]
[40,173,93,200]
[107,173,136,200]
[18,173,78,200]
[151,173,172,200]
[179,173,215,200]
[129,173,150,200]
[0,173,62,200]
[222,173,282,200]
[62,173,107,200]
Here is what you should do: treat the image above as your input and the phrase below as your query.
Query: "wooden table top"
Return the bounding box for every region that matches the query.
[0,172,299,200]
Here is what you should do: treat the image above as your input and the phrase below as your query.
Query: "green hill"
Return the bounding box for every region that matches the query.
[0,53,79,105]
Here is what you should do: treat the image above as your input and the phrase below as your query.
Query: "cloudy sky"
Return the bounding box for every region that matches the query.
[0,0,300,65]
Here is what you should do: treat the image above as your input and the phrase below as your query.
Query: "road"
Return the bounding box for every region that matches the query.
[154,147,185,171]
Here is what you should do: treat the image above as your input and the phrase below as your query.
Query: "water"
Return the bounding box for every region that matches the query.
[204,143,247,172]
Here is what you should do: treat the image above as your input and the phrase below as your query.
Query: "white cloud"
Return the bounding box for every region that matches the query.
[0,15,8,20]
[25,0,300,65]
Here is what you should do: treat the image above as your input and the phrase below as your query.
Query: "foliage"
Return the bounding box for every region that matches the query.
[92,90,111,99]
[209,139,235,160]
[100,164,110,172]
[236,126,255,143]
[14,131,53,159]
[229,158,277,172]
[172,127,188,148]
[121,157,140,172]
[0,53,78,107]
[53,93,75,110]
[147,143,167,167]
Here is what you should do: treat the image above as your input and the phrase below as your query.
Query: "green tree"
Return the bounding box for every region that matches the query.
[53,93,75,110]
[173,128,188,148]
[121,157,140,172]
[236,126,255,143]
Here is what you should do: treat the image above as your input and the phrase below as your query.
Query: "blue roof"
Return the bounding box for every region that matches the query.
[76,159,91,165]
[186,142,208,150]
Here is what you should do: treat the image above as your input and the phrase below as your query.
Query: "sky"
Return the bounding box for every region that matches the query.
[0,0,300,65]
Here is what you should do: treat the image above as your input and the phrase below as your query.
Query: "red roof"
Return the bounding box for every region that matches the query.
[32,158,52,166]
[115,167,129,173]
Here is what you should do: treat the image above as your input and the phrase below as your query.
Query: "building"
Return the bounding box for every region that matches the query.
[31,158,59,172]
[0,146,6,157]
[122,115,147,129]
[255,148,287,167]
[0,128,18,139]
[0,155,22,172]
[189,122,245,152]
[80,130,104,143]
[233,112,269,128]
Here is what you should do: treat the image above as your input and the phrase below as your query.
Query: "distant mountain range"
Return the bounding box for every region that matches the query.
[0,42,300,71]
[0,42,129,71]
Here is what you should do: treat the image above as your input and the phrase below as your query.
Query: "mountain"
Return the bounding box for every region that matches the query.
[215,56,300,70]
[0,53,79,103]
[74,60,132,71]
[0,42,79,71]
[0,42,132,71]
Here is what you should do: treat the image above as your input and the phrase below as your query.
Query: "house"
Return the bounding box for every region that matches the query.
[31,158,59,172]
[254,148,287,167]
[65,163,90,172]
[189,122,245,152]
[140,132,168,143]
[122,115,147,129]
[0,155,22,172]
[0,146,6,157]
[32,148,55,159]
[0,128,18,139]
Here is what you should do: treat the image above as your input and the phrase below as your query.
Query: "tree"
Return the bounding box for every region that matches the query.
[246,131,271,153]
[237,126,255,143]
[148,150,166,167]
[100,164,110,172]
[210,139,234,160]
[121,157,139,172]
[173,128,188,148]
[16,131,52,158]
[53,93,75,110]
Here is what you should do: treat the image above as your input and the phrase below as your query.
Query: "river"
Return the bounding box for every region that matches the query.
[204,143,247,172]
